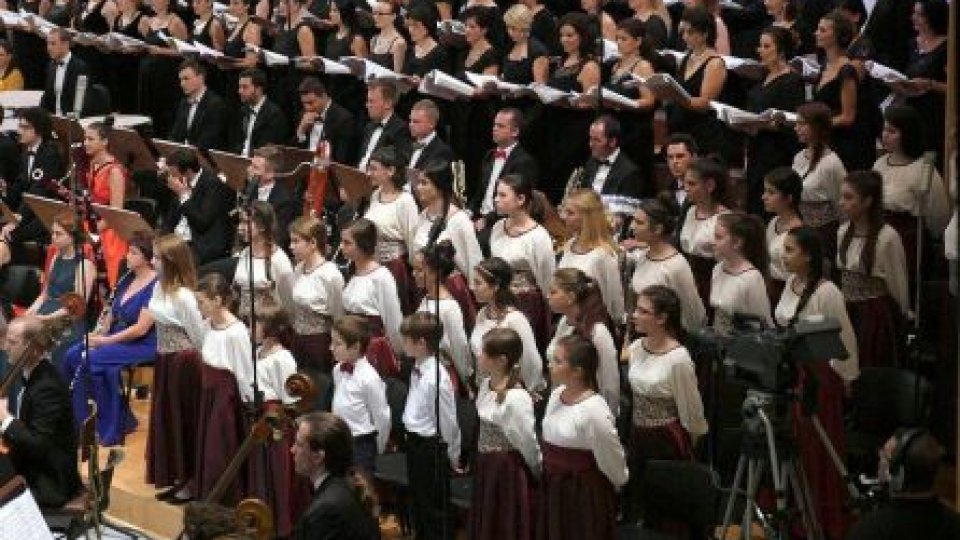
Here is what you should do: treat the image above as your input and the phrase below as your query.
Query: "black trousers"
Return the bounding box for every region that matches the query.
[405,433,453,540]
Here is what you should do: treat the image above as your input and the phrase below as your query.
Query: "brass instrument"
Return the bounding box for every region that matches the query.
[451,160,467,207]
[236,499,275,540]
[560,167,584,211]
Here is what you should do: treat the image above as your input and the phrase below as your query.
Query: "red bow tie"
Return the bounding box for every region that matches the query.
[339,362,355,375]
[493,149,507,160]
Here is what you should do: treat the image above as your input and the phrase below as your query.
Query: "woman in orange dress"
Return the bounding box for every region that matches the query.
[83,121,129,287]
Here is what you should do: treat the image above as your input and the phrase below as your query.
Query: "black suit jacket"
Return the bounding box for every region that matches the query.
[168,90,228,151]
[242,178,298,248]
[9,140,67,245]
[468,144,539,218]
[2,360,82,508]
[410,134,454,170]
[295,101,358,165]
[40,54,91,116]
[291,475,379,540]
[163,169,234,265]
[578,152,650,199]
[356,114,411,166]
[231,98,289,155]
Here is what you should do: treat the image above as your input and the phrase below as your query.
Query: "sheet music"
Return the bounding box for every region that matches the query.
[464,72,527,96]
[0,487,53,540]
[635,73,691,105]
[583,87,638,109]
[722,55,764,79]
[419,69,475,100]
[0,9,24,26]
[298,56,351,75]
[864,60,908,83]
[602,39,619,62]
[528,83,576,105]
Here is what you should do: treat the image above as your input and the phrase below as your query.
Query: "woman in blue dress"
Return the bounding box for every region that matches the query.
[61,232,158,446]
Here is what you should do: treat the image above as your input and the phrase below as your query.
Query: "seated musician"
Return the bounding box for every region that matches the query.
[577,115,649,200]
[0,315,83,508]
[243,147,298,249]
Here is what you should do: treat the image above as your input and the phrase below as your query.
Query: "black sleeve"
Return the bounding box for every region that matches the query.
[196,98,228,151]
[3,384,70,463]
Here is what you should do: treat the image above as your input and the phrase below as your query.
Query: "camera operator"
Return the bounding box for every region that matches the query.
[847,429,960,540]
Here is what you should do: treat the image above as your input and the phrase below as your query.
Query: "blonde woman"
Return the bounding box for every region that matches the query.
[501,4,550,85]
[628,0,671,48]
[558,189,625,324]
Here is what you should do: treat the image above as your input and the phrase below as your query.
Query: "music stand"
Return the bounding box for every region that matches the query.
[22,194,91,241]
[108,127,157,172]
[329,162,372,204]
[207,150,251,192]
[91,203,153,241]
[270,144,314,189]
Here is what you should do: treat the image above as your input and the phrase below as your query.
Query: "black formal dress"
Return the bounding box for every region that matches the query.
[399,42,451,121]
[71,0,111,84]
[271,21,310,123]
[108,11,146,113]
[667,54,730,162]
[1,359,83,508]
[323,31,367,118]
[861,0,914,72]
[138,22,184,137]
[605,59,656,192]
[222,18,254,114]
[191,16,225,96]
[290,474,379,540]
[743,71,804,215]
[168,90,228,150]
[501,39,549,172]
[162,169,234,265]
[541,59,595,203]
[813,63,876,172]
[451,48,499,193]
[905,40,948,167]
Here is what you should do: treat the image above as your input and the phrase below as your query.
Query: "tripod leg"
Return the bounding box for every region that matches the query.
[790,459,825,540]
[741,458,767,540]
[721,454,748,539]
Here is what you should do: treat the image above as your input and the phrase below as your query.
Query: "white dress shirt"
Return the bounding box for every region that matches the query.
[408,131,436,168]
[481,142,516,215]
[332,357,391,452]
[241,97,265,157]
[53,52,71,115]
[591,148,619,193]
[358,113,392,170]
[185,88,207,134]
[402,355,462,462]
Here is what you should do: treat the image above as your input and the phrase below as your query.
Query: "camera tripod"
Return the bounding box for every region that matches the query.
[719,390,853,540]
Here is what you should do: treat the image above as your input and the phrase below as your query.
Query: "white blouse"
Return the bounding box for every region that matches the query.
[710,265,772,333]
[541,386,628,488]
[873,155,951,233]
[835,223,910,315]
[364,188,420,249]
[793,149,846,204]
[201,319,255,402]
[418,297,473,383]
[342,265,404,351]
[679,207,727,258]
[558,241,625,324]
[489,220,556,296]
[630,250,706,330]
[470,307,545,392]
[545,318,619,416]
[766,217,791,282]
[403,356,462,462]
[147,285,207,348]
[774,276,860,382]
[234,247,295,310]
[627,339,707,437]
[291,260,345,319]
[255,346,298,403]
[411,208,483,281]
[332,357,392,453]
[476,378,542,474]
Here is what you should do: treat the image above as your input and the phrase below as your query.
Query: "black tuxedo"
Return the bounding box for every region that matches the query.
[8,140,67,245]
[356,114,411,167]
[242,178,298,248]
[291,474,379,540]
[578,151,650,200]
[162,169,234,265]
[168,89,228,151]
[231,98,289,156]
[2,360,82,508]
[40,54,91,116]
[0,133,19,191]
[409,134,454,170]
[295,101,358,165]
[468,144,539,217]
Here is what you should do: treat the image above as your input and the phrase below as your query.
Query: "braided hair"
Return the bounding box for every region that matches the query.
[839,171,885,275]
[785,226,824,325]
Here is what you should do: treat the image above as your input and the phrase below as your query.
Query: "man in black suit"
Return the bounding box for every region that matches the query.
[294,77,357,165]
[663,133,698,212]
[578,115,649,200]
[407,99,454,170]
[0,316,82,508]
[233,68,288,157]
[40,28,90,117]
[244,146,298,247]
[168,60,227,151]
[356,79,410,170]
[469,108,539,254]
[0,108,66,267]
[161,149,234,265]
[291,412,379,540]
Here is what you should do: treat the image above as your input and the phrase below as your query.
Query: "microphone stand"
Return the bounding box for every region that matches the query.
[906,151,938,415]
[428,197,450,540]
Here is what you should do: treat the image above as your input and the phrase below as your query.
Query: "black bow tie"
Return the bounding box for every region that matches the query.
[245,106,257,116]
[55,60,65,67]
[27,150,36,156]
[597,159,612,166]
[411,142,426,151]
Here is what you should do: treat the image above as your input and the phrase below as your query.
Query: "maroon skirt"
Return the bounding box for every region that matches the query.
[685,253,715,317]
[515,288,552,354]
[471,450,536,540]
[194,365,244,502]
[446,272,477,335]
[846,295,904,368]
[383,255,417,316]
[537,442,617,540]
[793,362,848,540]
[358,314,400,377]
[242,403,311,539]
[626,420,694,529]
[290,332,333,373]
[146,349,202,488]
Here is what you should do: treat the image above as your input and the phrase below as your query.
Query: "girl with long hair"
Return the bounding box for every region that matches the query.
[234,201,295,317]
[630,198,706,331]
[710,213,772,333]
[490,173,556,352]
[546,268,619,414]
[470,328,541,540]
[470,257,545,393]
[82,121,130,287]
[762,167,804,300]
[678,156,731,303]
[341,218,402,376]
[558,188,625,324]
[146,234,206,499]
[776,226,858,538]
[837,171,909,367]
[539,334,627,539]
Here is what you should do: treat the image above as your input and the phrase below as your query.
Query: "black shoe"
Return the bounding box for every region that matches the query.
[168,494,194,506]
[155,485,180,501]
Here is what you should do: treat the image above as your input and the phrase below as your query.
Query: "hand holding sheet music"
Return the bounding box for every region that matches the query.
[419,70,476,101]
[631,73,691,106]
